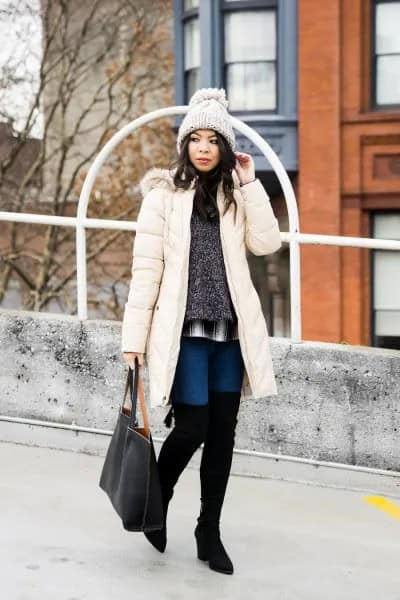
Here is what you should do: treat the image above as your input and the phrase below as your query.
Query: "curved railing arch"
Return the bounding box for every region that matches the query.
[76,106,301,337]
[2,106,400,342]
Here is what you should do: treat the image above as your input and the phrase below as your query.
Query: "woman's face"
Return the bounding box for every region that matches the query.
[187,129,221,173]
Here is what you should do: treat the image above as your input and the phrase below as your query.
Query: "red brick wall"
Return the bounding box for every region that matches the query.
[298,0,400,345]
[298,0,342,342]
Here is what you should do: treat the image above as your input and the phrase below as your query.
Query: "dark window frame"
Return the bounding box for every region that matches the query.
[176,0,281,110]
[220,0,278,115]
[370,210,400,349]
[181,3,200,102]
[371,0,400,110]
[173,0,298,172]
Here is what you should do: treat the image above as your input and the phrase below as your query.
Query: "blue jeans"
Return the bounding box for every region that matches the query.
[170,336,245,406]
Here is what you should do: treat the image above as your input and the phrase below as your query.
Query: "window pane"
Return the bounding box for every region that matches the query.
[374,251,400,309]
[376,2,400,54]
[184,0,199,9]
[184,18,200,70]
[374,213,400,240]
[377,55,400,105]
[226,62,276,110]
[185,68,201,101]
[373,213,400,336]
[375,310,400,335]
[224,11,276,63]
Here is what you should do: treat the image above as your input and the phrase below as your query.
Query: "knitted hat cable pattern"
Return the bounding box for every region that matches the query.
[176,88,236,154]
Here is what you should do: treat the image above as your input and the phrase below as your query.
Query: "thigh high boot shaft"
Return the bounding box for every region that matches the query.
[144,402,209,552]
[195,391,241,574]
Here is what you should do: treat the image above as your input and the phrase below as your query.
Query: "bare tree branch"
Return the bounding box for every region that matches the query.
[0,0,175,318]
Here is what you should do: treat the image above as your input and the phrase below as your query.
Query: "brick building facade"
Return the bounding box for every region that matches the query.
[298,0,400,349]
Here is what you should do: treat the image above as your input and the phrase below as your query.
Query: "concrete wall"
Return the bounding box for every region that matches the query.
[1,309,399,471]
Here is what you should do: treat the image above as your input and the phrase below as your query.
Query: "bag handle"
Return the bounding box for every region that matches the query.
[122,357,150,434]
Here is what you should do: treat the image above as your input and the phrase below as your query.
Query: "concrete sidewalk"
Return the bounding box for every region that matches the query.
[1,441,399,600]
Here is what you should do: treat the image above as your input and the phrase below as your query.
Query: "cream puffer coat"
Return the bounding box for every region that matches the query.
[121,167,282,408]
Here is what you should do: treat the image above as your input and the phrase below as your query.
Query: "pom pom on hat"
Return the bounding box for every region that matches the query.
[189,88,229,110]
[176,87,235,153]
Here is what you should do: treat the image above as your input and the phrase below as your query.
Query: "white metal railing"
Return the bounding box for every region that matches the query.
[3,414,400,480]
[1,105,400,343]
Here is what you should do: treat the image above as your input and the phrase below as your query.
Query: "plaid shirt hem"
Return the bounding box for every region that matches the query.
[181,318,239,342]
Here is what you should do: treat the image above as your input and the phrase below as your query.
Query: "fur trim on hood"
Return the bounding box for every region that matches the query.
[139,167,242,197]
[139,168,178,197]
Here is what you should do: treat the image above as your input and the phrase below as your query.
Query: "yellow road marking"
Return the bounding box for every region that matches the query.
[363,496,400,520]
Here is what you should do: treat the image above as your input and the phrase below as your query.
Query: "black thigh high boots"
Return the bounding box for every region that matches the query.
[144,402,209,552]
[195,391,241,574]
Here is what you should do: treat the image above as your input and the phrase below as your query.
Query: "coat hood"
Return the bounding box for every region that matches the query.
[139,168,179,197]
[139,166,242,197]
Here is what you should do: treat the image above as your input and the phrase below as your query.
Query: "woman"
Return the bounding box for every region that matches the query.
[121,88,282,575]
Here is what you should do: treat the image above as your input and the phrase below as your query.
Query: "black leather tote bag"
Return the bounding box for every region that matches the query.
[99,357,164,532]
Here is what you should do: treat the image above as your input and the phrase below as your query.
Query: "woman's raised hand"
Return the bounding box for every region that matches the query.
[234,151,255,186]
[123,352,144,368]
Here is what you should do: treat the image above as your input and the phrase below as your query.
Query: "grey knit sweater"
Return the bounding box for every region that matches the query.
[183,201,237,324]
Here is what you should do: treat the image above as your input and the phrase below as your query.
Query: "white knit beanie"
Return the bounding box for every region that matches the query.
[176,88,235,154]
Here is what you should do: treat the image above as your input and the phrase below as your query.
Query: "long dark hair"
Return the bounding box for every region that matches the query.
[171,130,238,224]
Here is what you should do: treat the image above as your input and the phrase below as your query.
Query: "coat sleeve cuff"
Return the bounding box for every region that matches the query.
[121,321,148,354]
[239,178,257,189]
[239,178,264,197]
